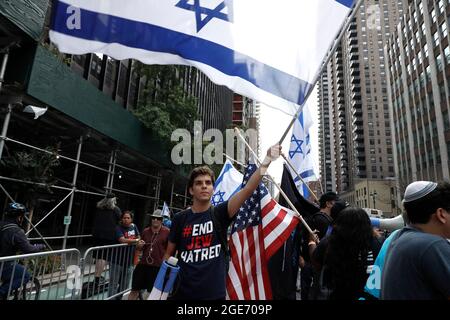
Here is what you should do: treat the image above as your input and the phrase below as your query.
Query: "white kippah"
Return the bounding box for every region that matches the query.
[403,181,438,203]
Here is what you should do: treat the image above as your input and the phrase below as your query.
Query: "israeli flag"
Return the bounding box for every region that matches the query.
[50,0,356,111]
[287,101,316,197]
[161,202,171,218]
[148,258,180,300]
[211,160,243,206]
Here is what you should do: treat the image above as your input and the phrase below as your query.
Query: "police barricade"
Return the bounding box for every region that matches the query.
[0,249,81,300]
[80,243,137,300]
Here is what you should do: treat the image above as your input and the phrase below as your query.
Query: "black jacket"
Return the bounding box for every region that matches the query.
[0,219,42,257]
[92,206,121,241]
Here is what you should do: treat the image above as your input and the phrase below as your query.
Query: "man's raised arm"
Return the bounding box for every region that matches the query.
[227,144,282,218]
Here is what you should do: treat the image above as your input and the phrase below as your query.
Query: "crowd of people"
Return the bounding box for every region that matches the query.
[297,181,450,300]
[1,144,449,300]
[90,194,171,300]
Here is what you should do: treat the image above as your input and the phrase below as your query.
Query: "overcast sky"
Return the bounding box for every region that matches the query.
[259,85,320,185]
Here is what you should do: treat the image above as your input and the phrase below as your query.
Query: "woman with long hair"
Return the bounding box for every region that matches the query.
[91,193,122,286]
[311,207,382,300]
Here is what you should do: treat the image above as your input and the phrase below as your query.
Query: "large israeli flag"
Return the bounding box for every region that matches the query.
[50,0,356,111]
[211,160,243,206]
[287,101,316,197]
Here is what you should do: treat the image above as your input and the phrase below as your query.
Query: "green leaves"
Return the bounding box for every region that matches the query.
[131,65,199,141]
[0,146,61,195]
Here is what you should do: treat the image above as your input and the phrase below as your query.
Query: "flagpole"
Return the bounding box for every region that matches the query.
[223,153,247,168]
[234,128,317,239]
[278,0,364,146]
[317,178,325,195]
[281,154,319,202]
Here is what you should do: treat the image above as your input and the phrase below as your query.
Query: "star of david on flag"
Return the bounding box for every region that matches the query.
[175,0,233,32]
[226,163,299,300]
[287,101,316,198]
[50,0,357,113]
[212,160,243,206]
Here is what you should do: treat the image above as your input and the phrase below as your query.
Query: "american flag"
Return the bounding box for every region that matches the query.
[226,163,299,300]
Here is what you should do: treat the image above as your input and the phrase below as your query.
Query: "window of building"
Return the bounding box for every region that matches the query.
[437,53,443,71]
[434,31,440,47]
[445,46,450,64]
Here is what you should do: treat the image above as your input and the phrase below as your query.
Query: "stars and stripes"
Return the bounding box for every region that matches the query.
[226,163,299,300]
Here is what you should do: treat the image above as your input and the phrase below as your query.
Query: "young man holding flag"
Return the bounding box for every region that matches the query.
[164,144,281,300]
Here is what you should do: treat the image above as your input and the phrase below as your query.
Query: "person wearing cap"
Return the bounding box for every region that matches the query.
[91,193,122,286]
[381,181,450,300]
[163,144,282,300]
[0,203,46,300]
[128,209,169,300]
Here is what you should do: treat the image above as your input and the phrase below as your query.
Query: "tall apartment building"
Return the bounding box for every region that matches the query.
[385,0,450,194]
[318,72,336,192]
[319,0,407,196]
[181,66,233,132]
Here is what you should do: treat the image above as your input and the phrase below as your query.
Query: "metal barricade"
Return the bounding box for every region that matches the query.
[0,249,81,301]
[80,243,137,300]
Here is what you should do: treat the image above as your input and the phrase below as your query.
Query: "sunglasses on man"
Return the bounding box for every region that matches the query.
[151,217,163,220]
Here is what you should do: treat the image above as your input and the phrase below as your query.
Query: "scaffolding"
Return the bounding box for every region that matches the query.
[0,51,187,250]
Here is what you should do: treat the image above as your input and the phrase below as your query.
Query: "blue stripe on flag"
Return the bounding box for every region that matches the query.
[214,163,233,189]
[335,0,355,9]
[292,169,315,183]
[230,185,241,198]
[51,1,311,106]
[302,184,310,198]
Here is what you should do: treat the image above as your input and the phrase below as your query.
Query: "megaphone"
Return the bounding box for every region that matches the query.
[370,214,405,231]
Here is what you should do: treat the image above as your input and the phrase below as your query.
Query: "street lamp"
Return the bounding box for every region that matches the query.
[370,191,377,209]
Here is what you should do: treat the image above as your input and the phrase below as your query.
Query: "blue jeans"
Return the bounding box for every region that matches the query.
[0,263,31,298]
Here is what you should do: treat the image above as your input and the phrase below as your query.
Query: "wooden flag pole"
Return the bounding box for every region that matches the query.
[222,153,247,168]
[234,128,317,239]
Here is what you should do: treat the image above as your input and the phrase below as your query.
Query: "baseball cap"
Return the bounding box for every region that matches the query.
[331,199,350,220]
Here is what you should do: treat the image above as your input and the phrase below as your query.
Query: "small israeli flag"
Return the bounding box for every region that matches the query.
[287,101,316,197]
[162,202,171,218]
[148,257,180,300]
[211,160,243,206]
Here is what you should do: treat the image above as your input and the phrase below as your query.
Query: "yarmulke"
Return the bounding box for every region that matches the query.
[403,181,437,203]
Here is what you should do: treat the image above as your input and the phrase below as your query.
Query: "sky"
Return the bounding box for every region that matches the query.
[259,85,320,186]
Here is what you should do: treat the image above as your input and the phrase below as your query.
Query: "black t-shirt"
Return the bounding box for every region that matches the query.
[169,202,232,300]
[310,212,333,240]
[300,212,333,262]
